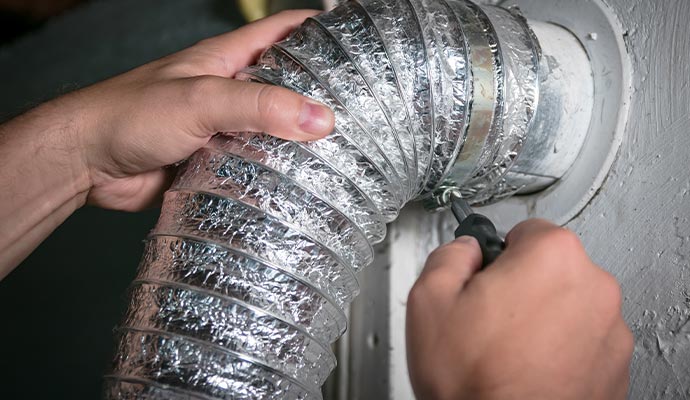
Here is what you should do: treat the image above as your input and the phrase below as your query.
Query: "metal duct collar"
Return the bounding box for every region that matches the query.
[427,2,593,208]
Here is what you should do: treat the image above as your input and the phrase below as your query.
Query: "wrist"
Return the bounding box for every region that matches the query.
[0,96,94,274]
[25,96,93,207]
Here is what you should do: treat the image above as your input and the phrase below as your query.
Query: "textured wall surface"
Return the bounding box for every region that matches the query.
[570,1,690,397]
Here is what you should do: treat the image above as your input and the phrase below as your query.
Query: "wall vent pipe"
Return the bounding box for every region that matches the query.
[104,0,593,398]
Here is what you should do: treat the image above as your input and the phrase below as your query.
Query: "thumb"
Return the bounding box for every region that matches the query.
[185,76,335,141]
[417,236,483,297]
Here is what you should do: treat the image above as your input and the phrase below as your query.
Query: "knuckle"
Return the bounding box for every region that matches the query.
[536,227,582,252]
[273,9,294,18]
[194,37,215,49]
[620,325,635,355]
[182,76,219,130]
[545,227,583,252]
[427,244,450,262]
[512,218,544,233]
[445,238,475,252]
[273,9,304,19]
[151,42,230,79]
[423,247,456,274]
[428,239,472,260]
[185,75,217,104]
[255,85,283,121]
[407,279,431,310]
[162,61,194,78]
[191,38,226,58]
[155,51,203,78]
[529,228,586,272]
[599,271,624,312]
[189,41,231,75]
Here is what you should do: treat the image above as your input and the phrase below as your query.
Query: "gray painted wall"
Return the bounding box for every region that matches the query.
[570,1,690,397]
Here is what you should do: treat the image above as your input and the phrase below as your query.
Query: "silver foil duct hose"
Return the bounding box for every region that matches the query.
[104,0,592,398]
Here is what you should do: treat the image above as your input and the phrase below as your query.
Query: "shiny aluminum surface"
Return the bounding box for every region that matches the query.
[502,20,593,194]
[461,5,540,204]
[276,20,415,194]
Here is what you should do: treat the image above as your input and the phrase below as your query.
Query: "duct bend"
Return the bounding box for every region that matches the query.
[104,1,593,399]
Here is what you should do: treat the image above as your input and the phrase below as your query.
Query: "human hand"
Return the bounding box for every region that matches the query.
[406,219,633,400]
[0,9,334,277]
[59,10,334,211]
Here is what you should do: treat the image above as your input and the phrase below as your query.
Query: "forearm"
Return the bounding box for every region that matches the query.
[0,98,91,279]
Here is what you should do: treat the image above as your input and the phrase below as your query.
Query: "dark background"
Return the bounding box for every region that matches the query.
[0,1,272,398]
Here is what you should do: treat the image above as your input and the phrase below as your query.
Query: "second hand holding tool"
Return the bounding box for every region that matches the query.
[450,193,505,269]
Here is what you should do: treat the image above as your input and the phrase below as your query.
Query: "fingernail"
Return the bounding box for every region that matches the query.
[455,236,478,245]
[298,101,334,138]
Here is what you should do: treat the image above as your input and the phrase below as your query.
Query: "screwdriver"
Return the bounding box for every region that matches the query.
[450,193,505,269]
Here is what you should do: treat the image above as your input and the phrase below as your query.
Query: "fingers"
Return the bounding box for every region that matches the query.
[406,236,483,365]
[200,10,320,75]
[504,218,585,260]
[416,236,483,296]
[504,218,561,247]
[186,76,334,140]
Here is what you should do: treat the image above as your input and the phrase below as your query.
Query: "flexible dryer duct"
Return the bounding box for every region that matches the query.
[104,0,592,398]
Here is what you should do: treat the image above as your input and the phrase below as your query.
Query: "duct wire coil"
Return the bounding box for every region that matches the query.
[105,0,539,398]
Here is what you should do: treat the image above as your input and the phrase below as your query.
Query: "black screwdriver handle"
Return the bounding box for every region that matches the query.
[454,214,505,268]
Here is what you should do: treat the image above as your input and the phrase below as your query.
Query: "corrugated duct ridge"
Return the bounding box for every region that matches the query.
[104,0,539,398]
